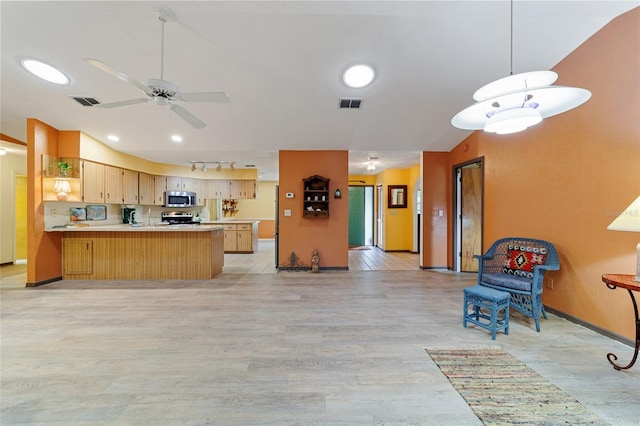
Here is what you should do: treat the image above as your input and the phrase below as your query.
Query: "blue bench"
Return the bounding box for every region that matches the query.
[474,237,560,332]
[464,285,510,340]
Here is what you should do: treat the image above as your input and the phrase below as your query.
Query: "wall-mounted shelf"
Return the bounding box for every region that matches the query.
[303,175,330,218]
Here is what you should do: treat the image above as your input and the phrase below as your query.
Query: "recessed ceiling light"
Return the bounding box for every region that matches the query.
[20,58,69,85]
[171,135,183,142]
[107,135,120,142]
[343,64,375,88]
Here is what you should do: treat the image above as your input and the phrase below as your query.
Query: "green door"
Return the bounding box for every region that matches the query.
[348,186,365,246]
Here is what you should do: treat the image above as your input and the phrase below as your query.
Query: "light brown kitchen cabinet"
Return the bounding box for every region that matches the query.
[104,165,123,203]
[82,161,105,203]
[63,239,93,275]
[154,175,167,205]
[123,170,139,204]
[209,221,258,253]
[236,224,254,251]
[167,176,196,192]
[138,173,155,205]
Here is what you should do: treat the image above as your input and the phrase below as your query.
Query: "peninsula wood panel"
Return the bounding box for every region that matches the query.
[62,229,224,280]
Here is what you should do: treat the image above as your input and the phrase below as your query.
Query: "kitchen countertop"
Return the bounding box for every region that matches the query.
[201,220,260,224]
[46,224,224,232]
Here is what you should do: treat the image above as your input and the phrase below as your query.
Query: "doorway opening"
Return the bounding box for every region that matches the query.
[348,186,374,247]
[453,158,484,272]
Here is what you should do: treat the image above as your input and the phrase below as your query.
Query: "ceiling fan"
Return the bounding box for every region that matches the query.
[84,8,229,129]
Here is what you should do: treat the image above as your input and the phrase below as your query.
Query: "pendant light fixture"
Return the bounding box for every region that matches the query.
[451,0,591,134]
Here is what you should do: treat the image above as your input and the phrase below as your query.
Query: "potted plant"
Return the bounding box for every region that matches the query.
[57,161,72,177]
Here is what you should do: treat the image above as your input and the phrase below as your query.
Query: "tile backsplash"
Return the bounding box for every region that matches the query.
[43,202,208,229]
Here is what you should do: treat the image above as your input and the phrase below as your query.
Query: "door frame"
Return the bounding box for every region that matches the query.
[452,157,484,272]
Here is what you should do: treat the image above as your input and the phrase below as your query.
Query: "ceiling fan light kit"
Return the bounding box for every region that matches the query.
[84,8,230,129]
[451,1,591,135]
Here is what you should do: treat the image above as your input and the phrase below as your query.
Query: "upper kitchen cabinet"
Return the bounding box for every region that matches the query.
[154,175,167,205]
[138,173,155,205]
[123,170,139,204]
[104,165,123,204]
[82,160,105,203]
[167,176,196,192]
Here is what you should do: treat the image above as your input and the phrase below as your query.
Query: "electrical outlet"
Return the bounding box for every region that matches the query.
[545,278,554,290]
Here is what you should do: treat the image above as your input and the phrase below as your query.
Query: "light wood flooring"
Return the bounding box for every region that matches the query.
[1,241,638,425]
[223,240,419,274]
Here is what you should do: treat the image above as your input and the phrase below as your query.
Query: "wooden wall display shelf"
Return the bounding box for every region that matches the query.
[303,175,330,218]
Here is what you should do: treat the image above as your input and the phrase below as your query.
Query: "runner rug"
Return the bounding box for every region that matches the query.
[426,347,608,426]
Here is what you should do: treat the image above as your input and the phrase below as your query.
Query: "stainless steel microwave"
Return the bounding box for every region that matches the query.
[164,191,196,208]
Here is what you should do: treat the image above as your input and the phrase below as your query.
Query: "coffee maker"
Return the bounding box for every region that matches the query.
[122,207,136,224]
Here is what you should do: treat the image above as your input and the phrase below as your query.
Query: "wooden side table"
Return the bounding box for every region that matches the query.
[601,274,640,370]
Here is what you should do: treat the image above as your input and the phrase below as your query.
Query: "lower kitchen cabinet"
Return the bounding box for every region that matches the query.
[211,221,259,253]
[63,240,93,275]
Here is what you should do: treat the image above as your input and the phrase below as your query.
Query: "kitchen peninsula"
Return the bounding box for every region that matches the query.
[49,225,224,280]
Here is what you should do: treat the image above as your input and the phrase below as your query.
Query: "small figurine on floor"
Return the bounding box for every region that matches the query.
[311,249,320,273]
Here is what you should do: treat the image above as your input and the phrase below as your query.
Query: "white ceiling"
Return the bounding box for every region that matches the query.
[1,1,637,180]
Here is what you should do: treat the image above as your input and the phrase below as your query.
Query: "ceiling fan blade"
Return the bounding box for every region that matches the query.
[170,104,206,129]
[177,92,231,103]
[96,98,149,109]
[84,58,151,94]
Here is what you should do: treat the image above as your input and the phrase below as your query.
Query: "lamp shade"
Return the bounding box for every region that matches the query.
[607,196,640,232]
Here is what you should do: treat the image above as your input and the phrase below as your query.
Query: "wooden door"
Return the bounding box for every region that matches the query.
[82,161,105,203]
[237,230,253,251]
[460,165,482,272]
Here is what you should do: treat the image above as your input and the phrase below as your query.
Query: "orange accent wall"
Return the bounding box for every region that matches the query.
[278,151,349,268]
[447,7,640,339]
[421,152,449,268]
[27,119,63,285]
[258,220,276,239]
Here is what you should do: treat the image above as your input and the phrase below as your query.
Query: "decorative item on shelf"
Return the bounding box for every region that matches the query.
[57,161,72,177]
[607,195,640,281]
[53,179,71,201]
[222,199,239,216]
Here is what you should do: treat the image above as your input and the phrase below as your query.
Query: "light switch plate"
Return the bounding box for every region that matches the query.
[285,192,294,198]
[284,209,292,217]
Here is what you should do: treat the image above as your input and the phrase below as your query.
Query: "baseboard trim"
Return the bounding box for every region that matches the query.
[544,305,634,347]
[26,276,63,287]
[277,266,348,272]
[420,266,449,270]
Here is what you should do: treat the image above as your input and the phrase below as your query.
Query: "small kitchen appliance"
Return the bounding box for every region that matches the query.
[161,211,200,225]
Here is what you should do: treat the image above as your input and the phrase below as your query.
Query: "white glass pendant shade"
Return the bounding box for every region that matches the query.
[473,71,557,101]
[452,77,591,132]
[484,108,542,134]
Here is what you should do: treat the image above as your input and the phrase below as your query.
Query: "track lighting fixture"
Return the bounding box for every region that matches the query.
[190,160,236,172]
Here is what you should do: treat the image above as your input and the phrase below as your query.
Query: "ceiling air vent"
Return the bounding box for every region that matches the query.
[71,96,100,107]
[339,98,362,109]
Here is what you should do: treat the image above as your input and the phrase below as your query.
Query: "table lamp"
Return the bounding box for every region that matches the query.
[607,195,640,281]
[54,179,71,201]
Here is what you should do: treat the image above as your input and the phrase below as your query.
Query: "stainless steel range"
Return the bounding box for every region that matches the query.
[161,211,200,225]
